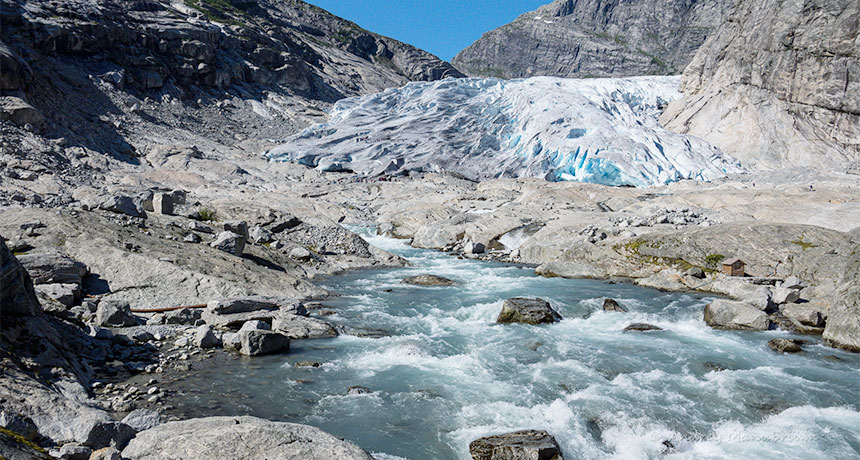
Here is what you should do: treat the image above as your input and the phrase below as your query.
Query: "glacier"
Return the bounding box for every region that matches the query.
[264,76,744,187]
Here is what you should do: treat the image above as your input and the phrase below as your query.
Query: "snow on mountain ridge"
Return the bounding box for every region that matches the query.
[265,76,744,186]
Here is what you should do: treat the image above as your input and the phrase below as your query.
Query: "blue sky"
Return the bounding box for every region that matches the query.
[306,0,549,61]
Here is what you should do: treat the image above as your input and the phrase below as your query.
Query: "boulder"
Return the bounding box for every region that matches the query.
[704,299,771,331]
[95,300,138,327]
[55,443,92,460]
[771,286,801,305]
[239,320,271,332]
[223,221,249,239]
[121,409,162,433]
[464,241,486,254]
[623,323,663,332]
[89,447,122,460]
[193,325,220,349]
[82,421,135,450]
[207,297,304,316]
[497,298,562,325]
[781,276,805,290]
[121,416,374,460]
[210,231,245,256]
[768,338,804,354]
[17,252,87,285]
[603,298,627,313]
[163,308,203,326]
[35,283,80,307]
[822,285,860,352]
[249,226,273,244]
[741,286,775,312]
[0,96,45,129]
[686,267,706,279]
[0,239,42,316]
[152,193,175,215]
[239,330,290,356]
[469,429,563,460]
[289,247,312,261]
[98,195,143,218]
[222,332,241,351]
[780,304,825,328]
[401,274,457,286]
[347,386,372,395]
[272,313,337,340]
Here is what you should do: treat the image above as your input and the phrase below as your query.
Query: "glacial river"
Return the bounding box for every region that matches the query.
[166,232,860,459]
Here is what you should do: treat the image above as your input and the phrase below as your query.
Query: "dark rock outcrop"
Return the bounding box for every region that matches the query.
[453,0,736,79]
[402,274,457,286]
[469,429,563,460]
[603,298,627,313]
[497,298,562,325]
[0,238,42,317]
[661,0,860,169]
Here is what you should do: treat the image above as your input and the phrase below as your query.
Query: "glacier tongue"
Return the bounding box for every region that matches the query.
[265,76,744,187]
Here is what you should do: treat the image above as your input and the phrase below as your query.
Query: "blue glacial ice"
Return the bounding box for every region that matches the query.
[265,76,744,187]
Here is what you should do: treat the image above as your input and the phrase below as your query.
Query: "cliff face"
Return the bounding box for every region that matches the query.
[661,0,860,169]
[452,0,736,79]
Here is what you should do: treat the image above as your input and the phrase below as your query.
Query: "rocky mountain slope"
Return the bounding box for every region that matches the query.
[0,0,461,208]
[452,0,736,79]
[660,0,860,170]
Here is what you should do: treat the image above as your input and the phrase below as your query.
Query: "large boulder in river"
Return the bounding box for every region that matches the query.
[497,298,562,325]
[469,429,563,460]
[603,298,627,312]
[704,299,771,331]
[272,313,337,340]
[122,416,374,460]
[17,252,87,285]
[203,297,305,329]
[239,330,290,356]
[823,284,860,352]
[0,238,42,316]
[402,274,457,286]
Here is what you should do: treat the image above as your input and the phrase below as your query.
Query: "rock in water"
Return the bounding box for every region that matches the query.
[603,298,627,312]
[703,299,771,331]
[272,314,338,340]
[121,416,374,460]
[95,300,138,327]
[266,76,742,187]
[768,338,804,354]
[623,323,663,332]
[497,298,562,325]
[469,429,563,460]
[402,274,457,286]
[239,330,290,356]
[0,238,42,316]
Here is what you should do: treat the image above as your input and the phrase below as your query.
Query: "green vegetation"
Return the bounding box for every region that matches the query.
[705,253,725,267]
[0,427,51,459]
[197,208,218,222]
[791,237,817,250]
[184,0,245,25]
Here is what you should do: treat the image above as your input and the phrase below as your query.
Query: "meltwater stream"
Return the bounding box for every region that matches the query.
[166,232,860,460]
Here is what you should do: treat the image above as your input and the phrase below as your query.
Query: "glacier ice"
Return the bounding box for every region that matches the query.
[265,76,744,187]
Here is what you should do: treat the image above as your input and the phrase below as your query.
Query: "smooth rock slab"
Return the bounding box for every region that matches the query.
[497,298,562,325]
[121,416,374,460]
[402,274,457,286]
[704,299,771,331]
[469,429,563,460]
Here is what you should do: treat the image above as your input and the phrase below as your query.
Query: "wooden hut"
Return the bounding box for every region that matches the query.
[722,258,745,277]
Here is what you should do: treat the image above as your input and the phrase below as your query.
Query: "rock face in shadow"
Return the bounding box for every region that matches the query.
[122,416,375,460]
[0,238,42,316]
[661,0,860,170]
[469,429,563,460]
[453,0,736,79]
[497,298,562,325]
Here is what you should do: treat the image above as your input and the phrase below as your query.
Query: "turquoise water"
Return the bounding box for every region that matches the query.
[167,232,860,460]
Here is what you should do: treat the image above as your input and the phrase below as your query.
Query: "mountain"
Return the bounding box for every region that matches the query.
[660,0,860,170]
[0,0,462,174]
[451,0,737,79]
[265,76,743,186]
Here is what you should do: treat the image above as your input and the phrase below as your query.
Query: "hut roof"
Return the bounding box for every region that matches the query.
[722,258,744,266]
